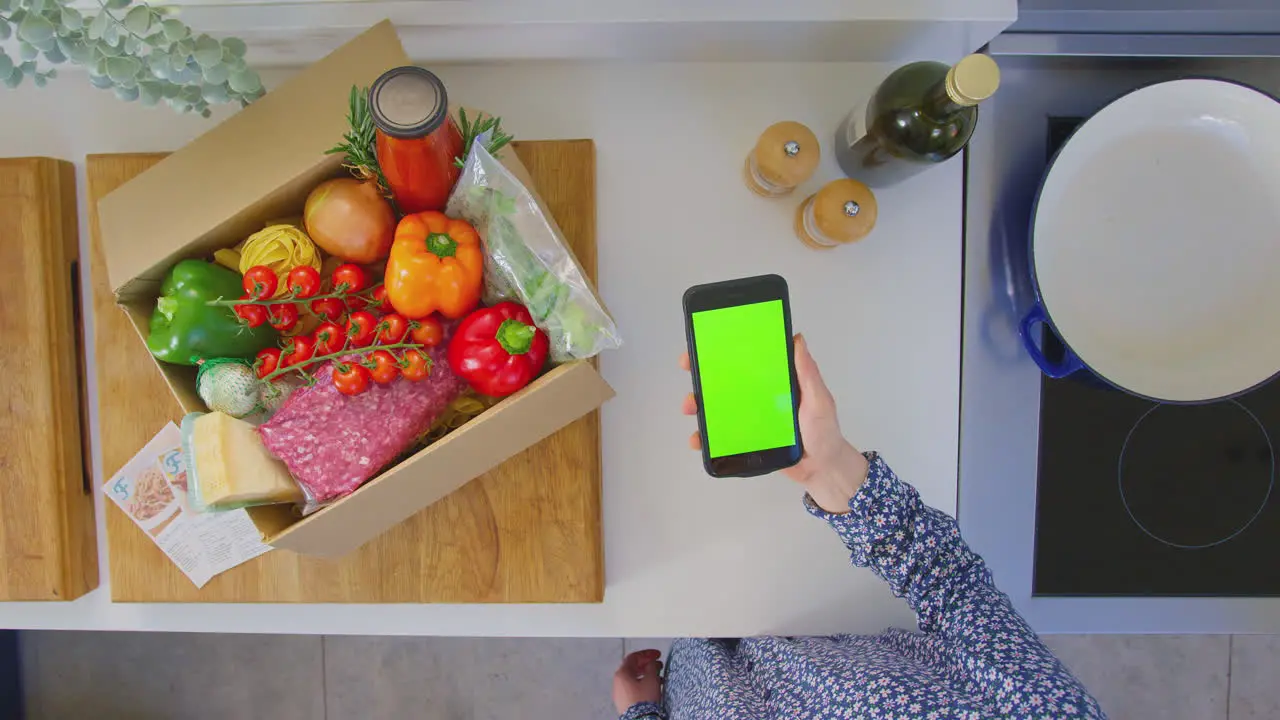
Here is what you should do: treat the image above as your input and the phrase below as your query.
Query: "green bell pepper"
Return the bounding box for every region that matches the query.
[147,259,278,366]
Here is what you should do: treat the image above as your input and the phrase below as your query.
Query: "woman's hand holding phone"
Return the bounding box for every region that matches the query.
[681,333,870,513]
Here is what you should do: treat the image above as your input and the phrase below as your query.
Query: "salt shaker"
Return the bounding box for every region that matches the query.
[793,178,878,249]
[743,121,820,197]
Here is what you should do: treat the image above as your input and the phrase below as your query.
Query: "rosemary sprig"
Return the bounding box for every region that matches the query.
[454,108,515,168]
[327,85,392,196]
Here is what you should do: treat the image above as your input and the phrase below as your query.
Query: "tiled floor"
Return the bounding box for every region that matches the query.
[16,631,1280,719]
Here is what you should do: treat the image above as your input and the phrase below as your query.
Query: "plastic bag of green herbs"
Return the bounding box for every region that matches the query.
[445,132,621,363]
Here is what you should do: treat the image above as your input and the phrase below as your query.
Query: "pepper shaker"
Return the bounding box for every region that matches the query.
[793,178,878,249]
[743,121,820,197]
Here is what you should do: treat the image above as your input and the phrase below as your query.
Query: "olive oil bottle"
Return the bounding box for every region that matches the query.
[836,54,1000,188]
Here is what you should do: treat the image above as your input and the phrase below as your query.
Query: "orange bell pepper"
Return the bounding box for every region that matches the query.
[385,211,484,320]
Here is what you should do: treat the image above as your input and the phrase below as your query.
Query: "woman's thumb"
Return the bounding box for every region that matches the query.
[794,335,831,399]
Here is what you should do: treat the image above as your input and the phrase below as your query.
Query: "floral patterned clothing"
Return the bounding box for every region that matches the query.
[619,453,1105,720]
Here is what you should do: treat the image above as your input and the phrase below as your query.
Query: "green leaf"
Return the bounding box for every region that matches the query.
[105,55,141,82]
[138,80,161,105]
[161,18,186,42]
[27,0,44,15]
[114,84,139,101]
[227,67,260,94]
[18,41,37,61]
[88,73,113,89]
[145,30,167,48]
[105,0,131,10]
[122,5,150,35]
[146,52,168,79]
[45,68,55,79]
[101,21,118,46]
[97,38,122,56]
[193,33,220,67]
[201,61,228,85]
[57,37,90,63]
[0,0,13,13]
[201,81,227,103]
[16,12,55,44]
[33,73,47,87]
[60,7,83,31]
[86,11,109,41]
[124,34,139,54]
[4,68,23,89]
[42,44,65,64]
[176,38,193,55]
[179,84,200,102]
[0,20,10,41]
[0,52,12,78]
[221,37,246,57]
[201,107,212,118]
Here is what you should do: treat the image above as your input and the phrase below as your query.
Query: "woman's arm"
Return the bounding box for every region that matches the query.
[678,339,1104,718]
[807,452,1106,719]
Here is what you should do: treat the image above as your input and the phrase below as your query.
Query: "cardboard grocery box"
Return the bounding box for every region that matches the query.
[97,22,615,558]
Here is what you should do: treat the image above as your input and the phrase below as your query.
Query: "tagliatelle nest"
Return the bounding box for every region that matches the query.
[419,393,499,446]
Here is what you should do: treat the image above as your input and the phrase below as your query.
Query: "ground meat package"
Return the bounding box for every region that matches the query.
[258,339,467,506]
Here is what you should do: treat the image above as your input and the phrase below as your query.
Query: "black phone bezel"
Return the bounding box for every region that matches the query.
[682,274,803,478]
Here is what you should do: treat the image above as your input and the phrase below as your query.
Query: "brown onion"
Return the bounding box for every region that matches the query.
[303,178,396,264]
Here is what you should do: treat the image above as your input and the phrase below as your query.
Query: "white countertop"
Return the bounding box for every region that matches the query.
[0,61,962,636]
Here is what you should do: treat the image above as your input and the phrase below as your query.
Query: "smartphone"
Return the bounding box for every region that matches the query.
[682,274,803,477]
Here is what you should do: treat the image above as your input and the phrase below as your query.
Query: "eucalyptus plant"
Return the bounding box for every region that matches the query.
[0,0,262,116]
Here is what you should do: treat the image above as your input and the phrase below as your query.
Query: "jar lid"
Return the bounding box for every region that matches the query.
[811,179,877,244]
[369,66,450,139]
[946,54,1001,106]
[752,121,820,188]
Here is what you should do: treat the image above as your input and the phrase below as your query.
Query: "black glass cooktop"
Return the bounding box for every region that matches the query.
[1032,118,1280,596]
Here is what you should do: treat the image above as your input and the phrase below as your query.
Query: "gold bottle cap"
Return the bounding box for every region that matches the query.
[946,54,1001,106]
[794,178,878,249]
[744,121,820,197]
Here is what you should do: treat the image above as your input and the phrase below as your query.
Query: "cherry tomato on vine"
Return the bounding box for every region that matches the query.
[366,349,399,385]
[409,315,444,347]
[345,294,370,312]
[376,313,410,344]
[310,296,346,323]
[242,266,278,300]
[254,347,282,379]
[400,348,432,382]
[286,266,322,299]
[281,334,316,368]
[345,310,378,348]
[369,285,393,313]
[313,321,346,356]
[235,301,268,328]
[331,263,367,294]
[332,363,371,396]
[267,303,300,332]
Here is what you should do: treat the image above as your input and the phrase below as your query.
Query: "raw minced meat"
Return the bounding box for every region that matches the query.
[258,340,467,503]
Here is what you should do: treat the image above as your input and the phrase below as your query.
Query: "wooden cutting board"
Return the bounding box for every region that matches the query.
[0,158,97,601]
[89,141,604,602]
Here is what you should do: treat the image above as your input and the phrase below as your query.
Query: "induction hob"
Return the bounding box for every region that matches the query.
[1031,117,1280,597]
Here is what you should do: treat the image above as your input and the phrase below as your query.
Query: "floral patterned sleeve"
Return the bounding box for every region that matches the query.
[806,452,1106,719]
[618,701,666,720]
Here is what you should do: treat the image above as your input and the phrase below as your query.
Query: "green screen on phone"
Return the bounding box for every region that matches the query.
[691,299,796,458]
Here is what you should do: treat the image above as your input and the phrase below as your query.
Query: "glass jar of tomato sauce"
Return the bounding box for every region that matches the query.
[369,66,464,214]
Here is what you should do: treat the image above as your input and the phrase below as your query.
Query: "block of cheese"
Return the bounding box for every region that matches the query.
[187,412,303,511]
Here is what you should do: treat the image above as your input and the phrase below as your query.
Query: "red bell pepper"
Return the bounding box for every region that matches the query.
[448,302,550,397]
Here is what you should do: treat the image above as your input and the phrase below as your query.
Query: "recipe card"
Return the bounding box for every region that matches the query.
[104,422,273,588]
